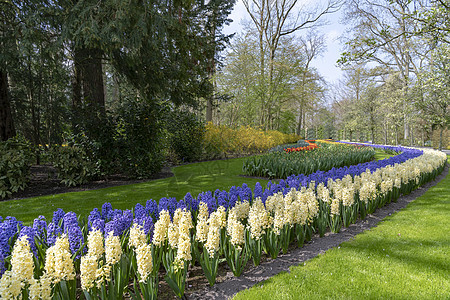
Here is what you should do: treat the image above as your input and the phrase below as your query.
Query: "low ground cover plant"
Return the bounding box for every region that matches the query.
[242,142,376,179]
[0,144,446,299]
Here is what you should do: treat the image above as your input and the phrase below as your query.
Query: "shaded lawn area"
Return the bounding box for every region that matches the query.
[234,157,450,300]
[0,157,270,224]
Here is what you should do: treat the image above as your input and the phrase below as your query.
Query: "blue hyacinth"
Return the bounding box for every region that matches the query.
[216,190,229,210]
[88,208,102,231]
[32,215,47,241]
[52,208,65,226]
[254,182,263,199]
[0,217,22,276]
[91,219,105,233]
[47,222,63,246]
[102,202,113,221]
[176,199,187,210]
[63,212,78,230]
[66,225,84,258]
[18,226,38,256]
[158,197,177,217]
[146,199,158,221]
[134,203,147,220]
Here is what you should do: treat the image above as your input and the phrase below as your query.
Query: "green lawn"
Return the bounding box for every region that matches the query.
[374,149,395,160]
[234,158,450,300]
[0,157,270,224]
[0,149,395,225]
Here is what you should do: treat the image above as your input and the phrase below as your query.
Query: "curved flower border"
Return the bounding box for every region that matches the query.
[0,143,447,299]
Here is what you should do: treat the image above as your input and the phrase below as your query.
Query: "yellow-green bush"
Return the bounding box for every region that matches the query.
[203,122,300,158]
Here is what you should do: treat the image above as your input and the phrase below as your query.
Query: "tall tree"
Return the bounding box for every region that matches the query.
[339,0,425,144]
[295,31,326,135]
[203,0,236,122]
[0,70,15,141]
[243,0,342,128]
[0,0,18,141]
[409,0,450,44]
[416,44,450,150]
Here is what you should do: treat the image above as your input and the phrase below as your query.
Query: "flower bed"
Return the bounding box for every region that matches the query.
[0,144,447,299]
[283,140,318,153]
[242,141,376,179]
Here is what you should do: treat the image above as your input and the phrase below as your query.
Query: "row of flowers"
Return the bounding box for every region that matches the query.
[0,144,446,299]
[243,141,376,178]
[283,140,318,153]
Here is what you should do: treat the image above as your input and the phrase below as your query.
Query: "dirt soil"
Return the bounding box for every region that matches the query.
[6,164,174,201]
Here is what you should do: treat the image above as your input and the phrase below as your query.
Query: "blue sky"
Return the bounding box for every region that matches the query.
[222,0,346,84]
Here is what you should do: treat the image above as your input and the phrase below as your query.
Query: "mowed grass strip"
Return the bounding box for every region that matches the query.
[0,148,394,224]
[234,158,450,300]
[0,157,270,224]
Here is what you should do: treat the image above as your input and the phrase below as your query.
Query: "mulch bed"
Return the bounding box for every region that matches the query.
[6,164,174,201]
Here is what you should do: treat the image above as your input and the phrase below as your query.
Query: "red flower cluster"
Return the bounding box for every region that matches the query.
[284,140,318,153]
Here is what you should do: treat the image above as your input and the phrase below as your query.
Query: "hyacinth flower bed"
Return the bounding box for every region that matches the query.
[242,142,376,179]
[0,145,447,299]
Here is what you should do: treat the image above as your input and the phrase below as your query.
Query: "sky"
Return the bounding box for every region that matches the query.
[222,0,347,84]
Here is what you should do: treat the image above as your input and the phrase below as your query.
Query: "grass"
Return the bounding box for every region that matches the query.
[234,157,450,300]
[374,149,395,160]
[0,157,270,224]
[0,149,396,225]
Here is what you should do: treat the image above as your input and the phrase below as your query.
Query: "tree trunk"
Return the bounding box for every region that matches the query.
[296,106,303,136]
[371,126,375,144]
[0,69,16,141]
[206,22,215,123]
[78,47,105,114]
[410,125,414,146]
[72,48,82,110]
[439,126,444,151]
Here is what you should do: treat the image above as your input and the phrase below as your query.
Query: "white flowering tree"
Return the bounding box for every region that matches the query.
[415,44,450,150]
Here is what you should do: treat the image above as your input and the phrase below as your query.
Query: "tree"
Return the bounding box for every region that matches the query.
[416,44,450,150]
[243,0,342,128]
[203,0,236,122]
[216,30,324,132]
[339,0,426,144]
[409,0,450,44]
[295,31,326,135]
[216,32,261,127]
[0,0,18,141]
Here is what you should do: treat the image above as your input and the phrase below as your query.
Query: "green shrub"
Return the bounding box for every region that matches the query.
[0,136,33,198]
[166,109,205,163]
[70,100,166,179]
[49,145,99,187]
[115,100,165,178]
